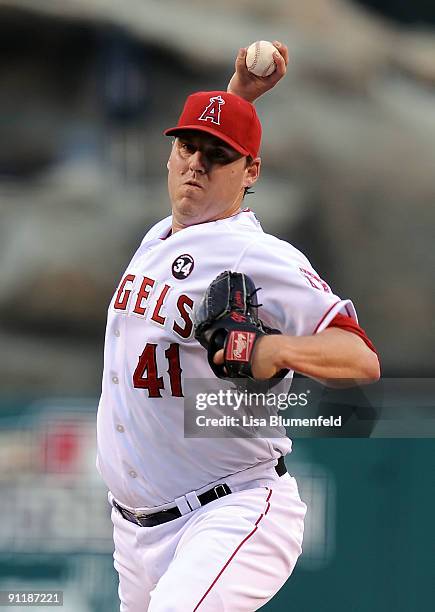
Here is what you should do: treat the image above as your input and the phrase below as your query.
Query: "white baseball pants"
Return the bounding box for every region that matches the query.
[111,473,306,611]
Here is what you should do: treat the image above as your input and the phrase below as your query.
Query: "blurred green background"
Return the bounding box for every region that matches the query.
[1,0,434,610]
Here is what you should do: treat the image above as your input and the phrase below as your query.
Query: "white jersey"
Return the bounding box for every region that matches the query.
[96,210,356,508]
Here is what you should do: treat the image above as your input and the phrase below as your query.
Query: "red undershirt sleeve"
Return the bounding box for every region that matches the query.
[327,313,380,361]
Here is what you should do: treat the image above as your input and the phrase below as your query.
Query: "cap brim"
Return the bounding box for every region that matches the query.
[164,125,251,157]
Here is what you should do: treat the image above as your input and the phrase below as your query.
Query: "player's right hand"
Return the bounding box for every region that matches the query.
[227,41,289,104]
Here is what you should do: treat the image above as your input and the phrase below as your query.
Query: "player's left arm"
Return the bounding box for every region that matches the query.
[213,326,380,387]
[250,326,380,386]
[227,41,289,103]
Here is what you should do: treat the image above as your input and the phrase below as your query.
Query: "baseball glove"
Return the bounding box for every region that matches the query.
[194,271,289,386]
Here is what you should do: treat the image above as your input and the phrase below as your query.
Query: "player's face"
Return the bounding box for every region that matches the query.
[167,131,260,230]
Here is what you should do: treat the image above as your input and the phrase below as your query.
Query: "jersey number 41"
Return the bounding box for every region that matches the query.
[133,342,183,398]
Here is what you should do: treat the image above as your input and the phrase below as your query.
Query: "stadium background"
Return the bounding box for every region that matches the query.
[1,1,434,610]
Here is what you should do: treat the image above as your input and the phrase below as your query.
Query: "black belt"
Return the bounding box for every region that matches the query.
[113,457,287,528]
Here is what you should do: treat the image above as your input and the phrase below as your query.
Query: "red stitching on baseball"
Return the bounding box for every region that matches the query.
[262,60,275,77]
[248,41,261,71]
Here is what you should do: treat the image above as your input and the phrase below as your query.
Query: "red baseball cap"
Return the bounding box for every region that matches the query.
[164,91,262,158]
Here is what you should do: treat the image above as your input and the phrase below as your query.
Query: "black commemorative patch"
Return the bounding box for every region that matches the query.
[172,254,194,279]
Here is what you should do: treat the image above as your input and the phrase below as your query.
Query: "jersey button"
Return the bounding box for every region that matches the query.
[116,424,124,433]
[112,375,119,384]
[128,470,137,478]
[114,329,120,337]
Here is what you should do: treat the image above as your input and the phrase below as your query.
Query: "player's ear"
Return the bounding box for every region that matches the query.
[243,157,261,188]
[167,149,174,171]
[167,139,177,170]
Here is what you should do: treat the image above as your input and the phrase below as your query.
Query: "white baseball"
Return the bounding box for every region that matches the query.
[246,40,277,77]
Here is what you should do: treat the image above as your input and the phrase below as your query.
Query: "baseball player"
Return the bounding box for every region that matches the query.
[96,43,380,611]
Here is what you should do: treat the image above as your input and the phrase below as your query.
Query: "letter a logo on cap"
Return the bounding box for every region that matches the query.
[198,95,225,125]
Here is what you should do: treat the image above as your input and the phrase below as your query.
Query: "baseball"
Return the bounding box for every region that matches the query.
[246,40,277,77]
